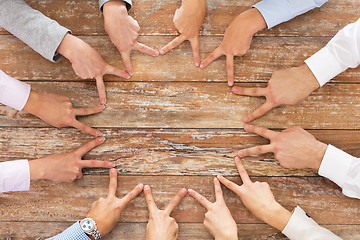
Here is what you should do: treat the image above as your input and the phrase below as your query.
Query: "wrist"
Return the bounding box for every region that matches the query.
[297,64,320,92]
[262,202,292,231]
[23,90,42,116]
[312,141,327,171]
[103,0,127,14]
[28,159,47,180]
[56,33,82,63]
[239,8,267,36]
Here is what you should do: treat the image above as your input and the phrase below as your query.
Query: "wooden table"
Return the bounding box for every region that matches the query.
[1,0,360,239]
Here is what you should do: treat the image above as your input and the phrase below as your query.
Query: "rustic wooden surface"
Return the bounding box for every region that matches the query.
[1,0,360,239]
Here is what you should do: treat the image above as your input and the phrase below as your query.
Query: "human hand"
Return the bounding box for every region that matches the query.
[238,125,327,171]
[29,137,115,182]
[188,178,238,240]
[57,33,130,104]
[217,157,292,231]
[145,185,187,240]
[87,168,144,236]
[23,90,104,136]
[103,1,159,75]
[200,8,266,86]
[159,0,206,67]
[232,64,320,122]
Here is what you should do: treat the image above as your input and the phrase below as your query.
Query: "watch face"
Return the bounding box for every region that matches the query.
[80,218,95,233]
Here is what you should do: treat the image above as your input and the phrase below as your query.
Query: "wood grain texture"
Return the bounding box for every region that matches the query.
[0,0,358,37]
[0,176,359,224]
[1,222,359,240]
[0,128,359,177]
[1,82,360,129]
[2,35,360,83]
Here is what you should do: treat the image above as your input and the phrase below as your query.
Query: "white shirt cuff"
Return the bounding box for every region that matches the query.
[282,206,341,240]
[0,70,31,110]
[304,47,345,87]
[318,144,353,189]
[0,160,30,193]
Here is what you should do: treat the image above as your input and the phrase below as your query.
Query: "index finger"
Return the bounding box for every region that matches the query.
[134,42,159,57]
[74,105,105,116]
[120,51,133,76]
[200,47,223,69]
[104,64,130,79]
[117,183,144,210]
[144,185,158,214]
[244,124,278,139]
[188,189,212,210]
[107,168,118,197]
[213,177,224,203]
[243,101,275,123]
[234,157,252,185]
[95,75,106,105]
[164,188,188,215]
[232,86,268,97]
[74,137,105,157]
[159,35,186,55]
[226,54,234,87]
[189,37,200,67]
[71,120,102,137]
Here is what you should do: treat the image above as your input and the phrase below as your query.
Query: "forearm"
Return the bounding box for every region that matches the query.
[253,0,328,29]
[0,0,70,62]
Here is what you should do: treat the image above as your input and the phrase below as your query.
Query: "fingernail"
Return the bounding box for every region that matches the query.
[181,188,187,194]
[109,162,115,167]
[199,64,204,69]
[96,131,103,137]
[244,125,249,131]
[235,157,240,163]
[153,51,159,56]
[126,74,131,79]
[238,151,243,156]
[144,185,150,190]
[98,105,105,110]
[195,62,199,67]
[214,177,218,182]
[188,189,193,193]
[111,168,116,173]
[243,117,249,123]
[100,98,106,105]
[138,183,144,189]
[159,50,164,55]
[99,136,106,142]
[217,175,223,179]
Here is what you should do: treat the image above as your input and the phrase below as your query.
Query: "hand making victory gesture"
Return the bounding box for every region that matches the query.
[103,1,159,76]
[237,125,327,171]
[145,185,187,240]
[159,0,206,67]
[200,8,266,86]
[188,178,238,240]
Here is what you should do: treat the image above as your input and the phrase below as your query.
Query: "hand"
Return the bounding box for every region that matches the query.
[232,64,320,122]
[217,157,292,231]
[57,33,130,104]
[23,90,104,136]
[87,168,144,236]
[238,125,327,171]
[159,0,206,67]
[145,185,187,240]
[29,137,115,182]
[103,1,159,75]
[200,8,266,86]
[188,178,238,240]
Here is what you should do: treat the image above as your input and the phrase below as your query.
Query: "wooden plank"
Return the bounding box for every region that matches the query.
[1,82,360,129]
[0,128,359,177]
[1,222,359,240]
[0,176,359,224]
[2,35,360,83]
[0,0,358,37]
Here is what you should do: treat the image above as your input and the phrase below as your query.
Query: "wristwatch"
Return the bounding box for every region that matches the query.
[79,218,102,240]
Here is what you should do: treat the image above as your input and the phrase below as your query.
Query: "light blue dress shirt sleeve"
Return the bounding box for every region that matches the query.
[253,0,328,29]
[46,221,91,240]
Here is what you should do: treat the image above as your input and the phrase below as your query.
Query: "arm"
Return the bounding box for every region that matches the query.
[305,18,360,86]
[0,0,69,62]
[253,0,328,29]
[218,157,341,240]
[46,222,90,240]
[0,160,30,193]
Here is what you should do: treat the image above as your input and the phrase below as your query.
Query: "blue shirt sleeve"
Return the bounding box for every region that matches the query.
[253,0,328,29]
[46,221,91,240]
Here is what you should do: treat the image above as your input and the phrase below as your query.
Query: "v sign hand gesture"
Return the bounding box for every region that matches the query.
[188,178,238,240]
[87,168,144,236]
[159,0,206,67]
[217,157,292,232]
[145,185,187,240]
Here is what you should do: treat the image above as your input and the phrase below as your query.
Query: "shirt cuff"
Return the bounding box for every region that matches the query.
[0,70,31,111]
[0,160,30,193]
[304,47,345,87]
[318,144,354,189]
[46,221,91,240]
[99,0,132,12]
